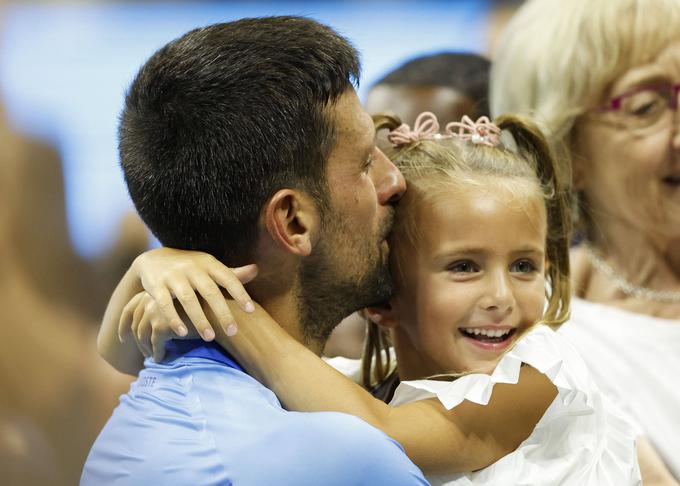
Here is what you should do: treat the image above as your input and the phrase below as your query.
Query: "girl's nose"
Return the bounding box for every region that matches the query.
[479,272,515,316]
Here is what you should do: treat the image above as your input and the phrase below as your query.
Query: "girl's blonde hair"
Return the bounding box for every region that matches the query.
[490,0,680,235]
[362,113,572,389]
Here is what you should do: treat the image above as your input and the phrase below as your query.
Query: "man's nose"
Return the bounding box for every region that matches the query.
[373,148,406,205]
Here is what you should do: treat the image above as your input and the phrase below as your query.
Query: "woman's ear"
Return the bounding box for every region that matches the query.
[263,189,319,257]
[365,301,399,329]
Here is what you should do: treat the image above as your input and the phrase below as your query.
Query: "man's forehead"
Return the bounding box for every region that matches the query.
[332,90,374,139]
[324,91,376,177]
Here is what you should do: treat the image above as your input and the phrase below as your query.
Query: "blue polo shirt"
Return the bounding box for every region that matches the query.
[81,340,429,485]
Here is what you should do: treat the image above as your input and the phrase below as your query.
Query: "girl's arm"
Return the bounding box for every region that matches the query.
[637,437,680,486]
[97,248,257,375]
[98,264,146,375]
[180,300,556,473]
[118,257,557,473]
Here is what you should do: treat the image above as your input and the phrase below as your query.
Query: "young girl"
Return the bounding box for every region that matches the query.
[104,113,641,483]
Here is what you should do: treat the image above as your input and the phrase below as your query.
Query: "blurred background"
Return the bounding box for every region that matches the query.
[1,0,515,262]
[0,1,520,485]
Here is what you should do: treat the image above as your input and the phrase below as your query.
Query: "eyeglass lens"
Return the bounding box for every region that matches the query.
[617,84,680,130]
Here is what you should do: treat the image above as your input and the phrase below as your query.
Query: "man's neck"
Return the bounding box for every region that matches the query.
[253,292,325,356]
[245,275,326,356]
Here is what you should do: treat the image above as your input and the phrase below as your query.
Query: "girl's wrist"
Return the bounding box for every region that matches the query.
[217,313,296,387]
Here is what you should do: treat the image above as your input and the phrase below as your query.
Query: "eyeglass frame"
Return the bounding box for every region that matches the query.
[597,82,680,113]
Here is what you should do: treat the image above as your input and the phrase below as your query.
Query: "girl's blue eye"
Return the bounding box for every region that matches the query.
[511,259,536,273]
[448,260,478,273]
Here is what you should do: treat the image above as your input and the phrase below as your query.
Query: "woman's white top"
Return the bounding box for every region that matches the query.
[559,297,680,479]
[391,325,641,485]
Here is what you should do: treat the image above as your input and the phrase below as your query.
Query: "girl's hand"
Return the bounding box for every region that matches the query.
[122,291,201,362]
[120,248,258,343]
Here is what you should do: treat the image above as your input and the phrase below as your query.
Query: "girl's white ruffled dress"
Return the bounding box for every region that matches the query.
[390,325,642,485]
[560,297,680,478]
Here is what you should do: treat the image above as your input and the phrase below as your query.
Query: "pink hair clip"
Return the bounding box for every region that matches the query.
[445,115,501,147]
[387,112,501,148]
[387,111,443,147]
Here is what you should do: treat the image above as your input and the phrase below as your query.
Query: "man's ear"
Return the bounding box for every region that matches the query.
[365,301,399,330]
[263,189,318,257]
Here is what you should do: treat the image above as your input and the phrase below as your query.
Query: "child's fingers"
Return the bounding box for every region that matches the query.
[146,284,188,337]
[119,292,145,342]
[134,307,154,359]
[189,273,235,337]
[210,264,258,313]
[150,322,168,363]
[151,332,166,363]
[131,300,152,358]
[167,277,215,342]
[229,263,259,284]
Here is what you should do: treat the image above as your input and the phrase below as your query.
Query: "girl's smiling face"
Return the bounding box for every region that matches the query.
[389,181,548,379]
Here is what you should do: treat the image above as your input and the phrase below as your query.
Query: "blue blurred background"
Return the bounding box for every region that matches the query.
[0,0,499,258]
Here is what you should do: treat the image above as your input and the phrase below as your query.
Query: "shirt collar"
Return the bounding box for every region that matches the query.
[163,339,244,372]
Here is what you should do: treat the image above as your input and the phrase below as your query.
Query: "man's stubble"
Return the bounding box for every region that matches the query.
[296,207,395,348]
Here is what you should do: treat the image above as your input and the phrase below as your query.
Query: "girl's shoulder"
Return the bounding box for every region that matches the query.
[391,325,586,410]
[392,325,642,485]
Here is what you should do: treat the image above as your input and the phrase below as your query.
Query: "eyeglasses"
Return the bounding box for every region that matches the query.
[596,83,680,131]
[597,84,680,130]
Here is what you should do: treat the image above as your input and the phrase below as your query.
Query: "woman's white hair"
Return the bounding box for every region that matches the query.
[491,0,680,151]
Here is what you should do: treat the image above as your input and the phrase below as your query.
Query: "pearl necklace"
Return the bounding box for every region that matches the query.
[585,246,680,304]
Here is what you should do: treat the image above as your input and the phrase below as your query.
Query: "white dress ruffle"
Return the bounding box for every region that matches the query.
[390,325,642,485]
[560,297,680,478]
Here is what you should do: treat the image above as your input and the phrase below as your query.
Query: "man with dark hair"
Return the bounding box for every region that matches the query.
[81,16,428,485]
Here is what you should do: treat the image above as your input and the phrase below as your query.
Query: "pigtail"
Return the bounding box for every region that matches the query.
[372,112,403,155]
[361,317,394,389]
[496,114,573,327]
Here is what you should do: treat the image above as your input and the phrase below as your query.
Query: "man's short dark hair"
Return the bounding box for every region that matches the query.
[119,16,360,265]
[373,52,490,116]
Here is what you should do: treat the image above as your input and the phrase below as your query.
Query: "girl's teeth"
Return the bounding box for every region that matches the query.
[462,328,511,338]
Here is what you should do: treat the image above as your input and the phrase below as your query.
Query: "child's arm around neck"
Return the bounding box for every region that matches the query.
[217,302,557,474]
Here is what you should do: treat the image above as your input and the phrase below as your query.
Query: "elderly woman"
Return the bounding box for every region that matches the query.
[491,0,680,482]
